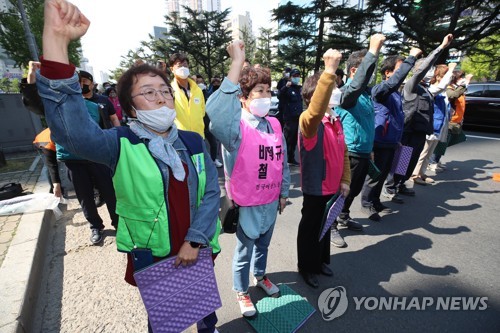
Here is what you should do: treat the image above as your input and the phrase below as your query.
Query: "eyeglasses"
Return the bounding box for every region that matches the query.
[132,87,174,102]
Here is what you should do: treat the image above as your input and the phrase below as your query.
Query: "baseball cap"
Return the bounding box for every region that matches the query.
[79,70,93,82]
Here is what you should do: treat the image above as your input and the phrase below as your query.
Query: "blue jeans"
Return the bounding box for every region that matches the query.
[233,222,276,293]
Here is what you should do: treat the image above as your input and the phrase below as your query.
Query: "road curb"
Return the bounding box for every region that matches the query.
[0,167,55,333]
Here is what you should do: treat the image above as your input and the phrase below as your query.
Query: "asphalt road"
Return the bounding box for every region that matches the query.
[34,129,500,333]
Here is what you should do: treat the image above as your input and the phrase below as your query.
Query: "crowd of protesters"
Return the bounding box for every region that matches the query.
[23,1,476,331]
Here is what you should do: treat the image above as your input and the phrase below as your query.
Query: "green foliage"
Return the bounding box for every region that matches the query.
[160,7,232,80]
[367,0,500,61]
[254,28,277,69]
[240,25,256,64]
[461,35,500,81]
[0,77,19,93]
[0,0,82,68]
[274,0,384,76]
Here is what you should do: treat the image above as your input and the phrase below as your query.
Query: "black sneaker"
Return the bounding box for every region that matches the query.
[382,187,404,203]
[288,159,299,166]
[361,205,381,222]
[337,216,363,231]
[330,228,346,247]
[373,202,392,213]
[90,229,103,244]
[398,183,415,196]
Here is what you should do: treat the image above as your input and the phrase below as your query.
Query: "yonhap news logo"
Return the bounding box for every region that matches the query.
[317,286,349,320]
[318,286,488,321]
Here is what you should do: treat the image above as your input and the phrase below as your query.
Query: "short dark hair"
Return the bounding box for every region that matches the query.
[451,70,465,85]
[380,55,405,79]
[301,71,323,107]
[239,67,271,98]
[346,49,367,75]
[116,64,171,117]
[168,53,189,67]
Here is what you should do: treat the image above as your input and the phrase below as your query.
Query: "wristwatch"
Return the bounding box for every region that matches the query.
[189,241,202,248]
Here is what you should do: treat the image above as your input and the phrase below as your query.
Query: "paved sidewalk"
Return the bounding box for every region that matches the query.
[0,152,43,267]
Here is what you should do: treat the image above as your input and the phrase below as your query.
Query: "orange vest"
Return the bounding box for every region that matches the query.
[33,128,56,152]
[450,95,466,124]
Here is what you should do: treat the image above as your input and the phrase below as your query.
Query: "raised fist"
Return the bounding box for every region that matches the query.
[226,40,245,63]
[369,33,386,53]
[440,34,453,49]
[409,47,422,58]
[323,48,342,73]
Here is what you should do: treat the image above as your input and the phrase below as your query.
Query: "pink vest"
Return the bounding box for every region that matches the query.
[229,116,284,206]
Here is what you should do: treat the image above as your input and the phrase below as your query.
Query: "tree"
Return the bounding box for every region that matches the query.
[154,7,232,81]
[461,34,500,81]
[0,0,82,68]
[273,2,317,78]
[240,25,256,64]
[254,27,276,69]
[368,0,500,62]
[274,1,384,73]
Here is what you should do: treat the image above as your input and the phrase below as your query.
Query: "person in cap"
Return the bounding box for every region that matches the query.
[79,70,120,128]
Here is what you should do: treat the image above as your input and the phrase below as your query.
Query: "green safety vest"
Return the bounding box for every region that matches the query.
[113,128,221,257]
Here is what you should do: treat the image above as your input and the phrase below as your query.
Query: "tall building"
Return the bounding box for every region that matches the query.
[153,26,169,40]
[226,12,253,41]
[166,0,220,18]
[203,0,221,12]
[0,0,23,83]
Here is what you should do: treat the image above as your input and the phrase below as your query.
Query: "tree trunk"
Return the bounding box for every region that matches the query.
[313,0,327,73]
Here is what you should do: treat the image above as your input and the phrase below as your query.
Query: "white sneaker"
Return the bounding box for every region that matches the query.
[237,292,256,317]
[254,275,279,296]
[214,159,223,168]
[427,164,444,173]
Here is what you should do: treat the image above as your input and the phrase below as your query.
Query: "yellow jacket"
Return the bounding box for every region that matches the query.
[171,78,206,138]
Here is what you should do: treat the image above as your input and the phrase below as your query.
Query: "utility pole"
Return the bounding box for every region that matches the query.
[17,0,39,60]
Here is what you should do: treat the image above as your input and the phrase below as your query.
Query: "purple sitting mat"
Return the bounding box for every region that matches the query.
[134,247,222,333]
[319,195,345,241]
[391,145,413,176]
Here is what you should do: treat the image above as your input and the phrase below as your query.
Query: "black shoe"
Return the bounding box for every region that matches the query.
[321,263,334,277]
[90,229,103,244]
[361,205,381,222]
[373,202,392,213]
[337,216,363,231]
[300,271,319,288]
[288,159,299,166]
[398,184,415,196]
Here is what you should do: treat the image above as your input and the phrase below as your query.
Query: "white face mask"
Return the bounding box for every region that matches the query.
[248,98,271,117]
[175,67,190,79]
[198,83,206,90]
[134,106,176,133]
[328,88,342,109]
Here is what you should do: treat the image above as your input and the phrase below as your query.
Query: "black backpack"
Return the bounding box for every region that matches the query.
[0,183,24,201]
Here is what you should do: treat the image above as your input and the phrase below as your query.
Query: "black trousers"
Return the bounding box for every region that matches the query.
[340,156,370,217]
[297,193,333,273]
[284,117,299,162]
[386,132,427,190]
[65,161,118,230]
[361,146,397,207]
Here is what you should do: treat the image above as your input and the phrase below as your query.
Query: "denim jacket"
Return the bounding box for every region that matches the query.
[36,72,220,245]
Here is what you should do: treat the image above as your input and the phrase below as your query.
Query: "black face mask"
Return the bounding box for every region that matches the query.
[81,84,91,94]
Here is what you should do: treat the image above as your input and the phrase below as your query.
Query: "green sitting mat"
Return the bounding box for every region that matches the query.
[245,284,316,333]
